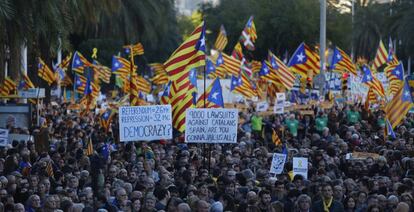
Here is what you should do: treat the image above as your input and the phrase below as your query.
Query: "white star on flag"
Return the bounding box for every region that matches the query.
[366,75,371,81]
[200,36,205,48]
[211,92,218,99]
[336,54,341,60]
[395,70,400,76]
[404,91,410,97]
[115,62,119,68]
[76,60,81,65]
[297,53,305,62]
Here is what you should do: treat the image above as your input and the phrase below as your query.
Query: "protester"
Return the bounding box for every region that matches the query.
[0,98,413,212]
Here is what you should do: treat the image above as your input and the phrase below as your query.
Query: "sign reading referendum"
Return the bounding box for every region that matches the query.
[185,108,238,143]
[119,105,172,142]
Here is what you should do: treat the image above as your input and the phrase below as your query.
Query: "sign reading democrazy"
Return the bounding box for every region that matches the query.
[119,105,172,142]
[185,108,238,143]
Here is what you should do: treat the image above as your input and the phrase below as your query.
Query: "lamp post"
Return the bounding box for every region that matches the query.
[317,0,327,96]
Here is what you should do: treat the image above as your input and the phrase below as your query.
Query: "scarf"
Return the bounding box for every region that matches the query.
[323,197,333,212]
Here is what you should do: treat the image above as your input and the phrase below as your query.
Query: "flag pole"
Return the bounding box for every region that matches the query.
[129,46,135,105]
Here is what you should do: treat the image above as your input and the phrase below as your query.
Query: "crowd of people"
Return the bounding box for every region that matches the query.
[1,98,414,212]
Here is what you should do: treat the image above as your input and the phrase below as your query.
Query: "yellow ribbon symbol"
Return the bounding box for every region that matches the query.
[91,48,98,59]
[298,160,303,168]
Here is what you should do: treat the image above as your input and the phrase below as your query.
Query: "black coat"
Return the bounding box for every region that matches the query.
[312,199,345,212]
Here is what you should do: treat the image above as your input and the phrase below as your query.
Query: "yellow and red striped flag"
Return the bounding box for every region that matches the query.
[46,161,54,178]
[372,40,388,71]
[288,43,320,78]
[4,77,17,93]
[361,65,385,97]
[385,79,413,129]
[72,51,92,74]
[272,129,282,146]
[124,43,144,56]
[268,51,295,90]
[331,46,357,76]
[85,138,94,156]
[92,61,111,84]
[222,53,242,76]
[38,58,55,85]
[214,25,228,51]
[111,56,132,76]
[163,21,206,132]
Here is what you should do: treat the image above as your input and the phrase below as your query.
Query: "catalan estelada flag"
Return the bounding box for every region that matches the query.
[372,40,388,71]
[330,46,357,76]
[214,25,228,51]
[361,65,385,97]
[38,58,55,85]
[384,118,396,140]
[268,51,295,90]
[196,78,224,108]
[259,61,281,85]
[385,62,404,96]
[160,81,171,105]
[288,42,320,78]
[100,109,115,132]
[163,21,206,132]
[385,79,413,129]
[124,43,144,56]
[72,51,92,74]
[92,61,111,84]
[74,74,87,94]
[111,56,131,76]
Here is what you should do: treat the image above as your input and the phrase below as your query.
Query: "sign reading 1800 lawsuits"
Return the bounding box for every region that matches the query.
[119,105,172,142]
[185,108,238,143]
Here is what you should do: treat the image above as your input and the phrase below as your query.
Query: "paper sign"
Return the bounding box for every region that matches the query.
[276,93,286,101]
[270,153,287,174]
[351,152,380,160]
[0,129,9,147]
[185,108,238,143]
[119,105,172,142]
[256,101,269,112]
[293,157,308,179]
[274,93,286,114]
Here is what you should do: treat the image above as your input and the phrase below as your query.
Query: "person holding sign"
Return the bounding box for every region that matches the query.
[285,114,299,137]
[312,184,344,212]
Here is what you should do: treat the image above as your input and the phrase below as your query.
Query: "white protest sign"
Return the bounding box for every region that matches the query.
[274,93,286,114]
[276,93,286,101]
[270,153,287,174]
[293,157,308,179]
[119,105,172,142]
[256,101,269,112]
[185,108,238,143]
[0,129,9,147]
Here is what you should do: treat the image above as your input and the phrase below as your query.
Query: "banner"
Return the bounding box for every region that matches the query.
[185,108,238,143]
[270,153,287,174]
[119,105,172,142]
[274,93,285,114]
[293,157,308,179]
[0,129,9,147]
